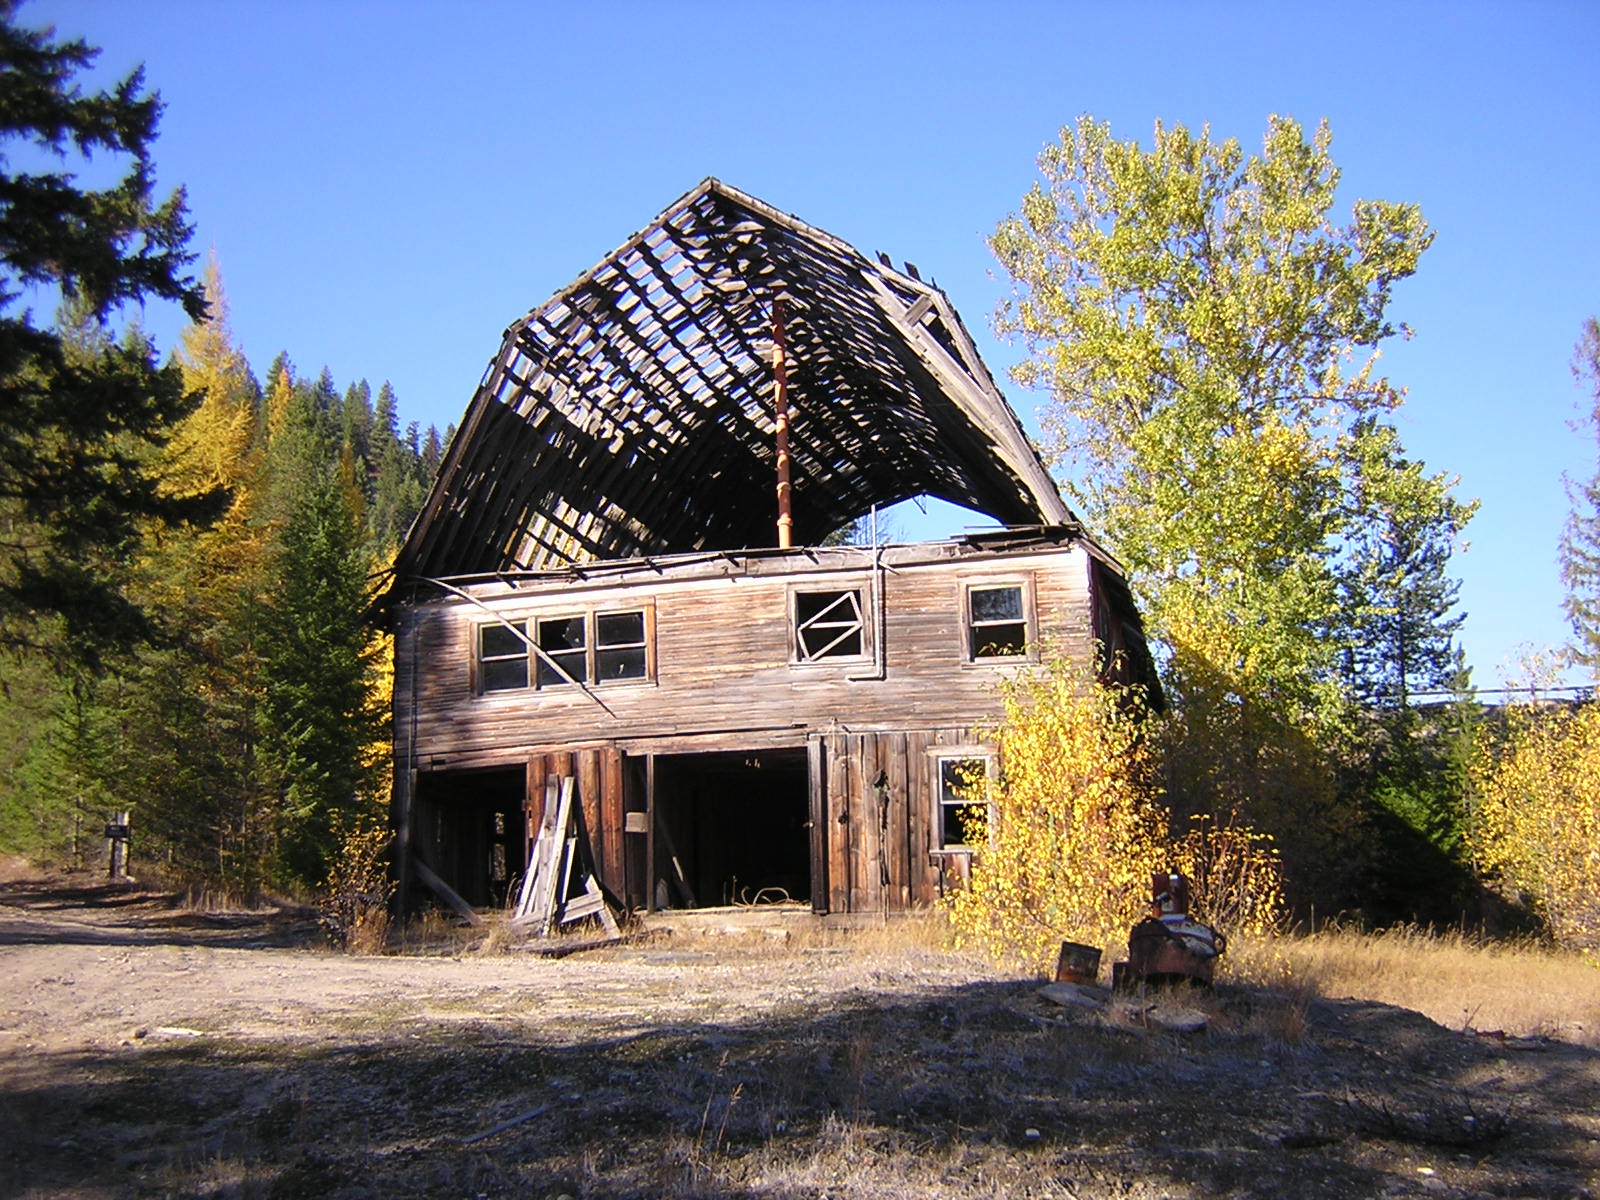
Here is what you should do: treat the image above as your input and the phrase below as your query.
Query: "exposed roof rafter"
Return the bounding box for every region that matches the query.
[394,178,1072,583]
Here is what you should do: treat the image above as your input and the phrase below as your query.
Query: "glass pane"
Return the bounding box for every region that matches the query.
[971,622,1027,658]
[942,802,986,847]
[597,646,647,680]
[597,611,645,647]
[537,648,588,687]
[538,616,586,653]
[482,657,528,691]
[970,586,1023,623]
[480,622,526,658]
[940,758,983,803]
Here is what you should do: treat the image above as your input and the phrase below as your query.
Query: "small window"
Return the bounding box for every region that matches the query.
[536,615,588,687]
[967,583,1029,659]
[794,589,865,662]
[935,753,994,850]
[479,621,529,691]
[596,610,648,681]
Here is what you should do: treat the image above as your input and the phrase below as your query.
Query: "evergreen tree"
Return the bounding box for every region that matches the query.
[0,5,218,661]
[1560,317,1600,676]
[257,382,382,888]
[1339,420,1477,711]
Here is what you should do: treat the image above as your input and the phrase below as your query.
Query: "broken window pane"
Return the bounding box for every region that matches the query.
[968,585,1027,658]
[795,589,864,661]
[537,615,588,686]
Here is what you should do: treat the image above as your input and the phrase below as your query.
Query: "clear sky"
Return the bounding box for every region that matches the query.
[20,0,1600,688]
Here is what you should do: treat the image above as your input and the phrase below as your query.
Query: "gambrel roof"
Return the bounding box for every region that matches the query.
[392,178,1072,583]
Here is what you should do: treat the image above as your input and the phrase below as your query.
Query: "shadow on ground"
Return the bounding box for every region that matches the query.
[3,964,1596,1200]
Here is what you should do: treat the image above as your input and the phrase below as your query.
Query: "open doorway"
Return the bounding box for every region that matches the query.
[651,748,810,907]
[412,767,526,908]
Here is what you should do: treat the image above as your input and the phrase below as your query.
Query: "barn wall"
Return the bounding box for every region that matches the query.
[394,542,1093,772]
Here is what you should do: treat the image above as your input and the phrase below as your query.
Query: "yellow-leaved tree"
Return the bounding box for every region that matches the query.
[1468,700,1600,953]
[948,655,1286,975]
[947,658,1167,972]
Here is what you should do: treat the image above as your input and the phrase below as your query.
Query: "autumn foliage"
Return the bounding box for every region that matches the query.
[1468,702,1600,954]
[947,657,1285,974]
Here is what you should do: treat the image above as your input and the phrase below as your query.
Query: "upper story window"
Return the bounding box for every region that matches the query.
[965,581,1031,660]
[477,607,652,694]
[479,622,530,692]
[792,588,867,663]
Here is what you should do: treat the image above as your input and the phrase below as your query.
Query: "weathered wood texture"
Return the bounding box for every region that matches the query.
[389,179,1072,585]
[393,537,1094,772]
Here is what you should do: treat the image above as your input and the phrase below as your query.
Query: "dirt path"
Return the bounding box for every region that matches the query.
[3,874,1597,1200]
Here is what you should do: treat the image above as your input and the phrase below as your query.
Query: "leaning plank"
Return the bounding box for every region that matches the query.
[413,858,483,927]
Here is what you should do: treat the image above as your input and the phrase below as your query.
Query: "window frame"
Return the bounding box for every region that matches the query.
[928,745,998,854]
[788,582,872,666]
[473,602,655,695]
[477,619,531,693]
[961,576,1037,664]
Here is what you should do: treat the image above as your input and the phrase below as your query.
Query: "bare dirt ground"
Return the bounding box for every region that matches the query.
[2,870,1597,1200]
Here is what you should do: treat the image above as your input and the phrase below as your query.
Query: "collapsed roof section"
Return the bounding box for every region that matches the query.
[394,178,1073,582]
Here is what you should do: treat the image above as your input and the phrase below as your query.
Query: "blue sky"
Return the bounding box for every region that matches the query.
[21,0,1600,687]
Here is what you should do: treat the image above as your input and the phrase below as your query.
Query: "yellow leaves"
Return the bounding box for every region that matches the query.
[946,655,1287,975]
[1469,703,1600,951]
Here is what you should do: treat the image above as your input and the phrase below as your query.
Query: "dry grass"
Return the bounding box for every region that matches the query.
[1226,924,1600,1045]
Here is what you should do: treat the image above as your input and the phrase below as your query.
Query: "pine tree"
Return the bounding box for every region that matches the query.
[1339,420,1477,711]
[256,379,382,888]
[0,6,218,661]
[1560,317,1600,676]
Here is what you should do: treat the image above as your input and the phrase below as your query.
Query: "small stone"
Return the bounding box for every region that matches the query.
[1024,1127,1041,1139]
[1150,1007,1208,1034]
[1038,983,1103,1009]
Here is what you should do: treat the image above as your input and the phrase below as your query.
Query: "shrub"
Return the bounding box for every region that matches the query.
[946,659,1167,972]
[318,813,395,954]
[1468,701,1600,952]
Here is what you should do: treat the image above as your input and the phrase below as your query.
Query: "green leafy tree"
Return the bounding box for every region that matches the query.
[0,5,218,660]
[991,115,1468,903]
[1559,317,1600,676]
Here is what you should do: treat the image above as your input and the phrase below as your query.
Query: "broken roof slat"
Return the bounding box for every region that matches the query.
[394,179,1075,579]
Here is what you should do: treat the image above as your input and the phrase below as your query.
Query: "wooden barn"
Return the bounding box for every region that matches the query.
[380,179,1153,920]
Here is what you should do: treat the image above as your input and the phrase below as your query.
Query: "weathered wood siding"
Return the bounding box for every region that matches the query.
[392,538,1099,915]
[813,727,977,913]
[393,541,1093,771]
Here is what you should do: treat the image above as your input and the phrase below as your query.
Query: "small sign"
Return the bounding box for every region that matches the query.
[624,812,650,834]
[104,823,130,840]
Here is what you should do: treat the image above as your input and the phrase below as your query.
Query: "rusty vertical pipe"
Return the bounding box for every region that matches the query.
[773,295,793,549]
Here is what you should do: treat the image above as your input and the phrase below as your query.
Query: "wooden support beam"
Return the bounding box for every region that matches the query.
[413,857,483,926]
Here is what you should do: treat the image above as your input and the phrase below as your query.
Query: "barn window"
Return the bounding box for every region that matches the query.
[965,582,1031,660]
[793,588,866,662]
[476,607,652,693]
[536,615,588,687]
[478,621,530,691]
[932,750,996,851]
[596,610,649,681]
